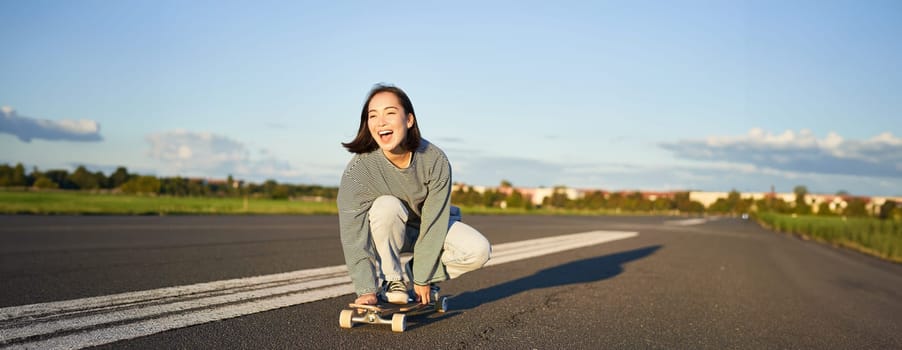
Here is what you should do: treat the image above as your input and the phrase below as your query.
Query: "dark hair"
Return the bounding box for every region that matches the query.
[342,83,422,154]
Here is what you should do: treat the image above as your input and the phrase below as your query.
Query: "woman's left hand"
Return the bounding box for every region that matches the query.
[413,284,431,305]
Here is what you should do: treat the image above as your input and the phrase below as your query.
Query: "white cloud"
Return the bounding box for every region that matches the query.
[0,106,102,142]
[660,128,902,178]
[146,130,306,181]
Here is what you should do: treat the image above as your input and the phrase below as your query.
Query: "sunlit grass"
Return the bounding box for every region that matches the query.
[0,190,338,215]
[0,190,683,217]
[756,212,902,263]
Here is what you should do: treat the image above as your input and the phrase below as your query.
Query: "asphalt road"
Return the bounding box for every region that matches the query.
[2,215,901,349]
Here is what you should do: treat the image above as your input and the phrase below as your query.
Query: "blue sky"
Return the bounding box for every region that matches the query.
[2,0,900,196]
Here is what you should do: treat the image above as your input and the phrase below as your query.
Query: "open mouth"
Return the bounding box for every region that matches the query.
[378,130,393,143]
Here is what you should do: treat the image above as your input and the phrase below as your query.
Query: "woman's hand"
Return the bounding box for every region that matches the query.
[413,284,431,305]
[354,293,377,305]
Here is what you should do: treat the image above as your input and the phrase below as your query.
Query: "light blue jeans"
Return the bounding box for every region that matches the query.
[368,195,491,284]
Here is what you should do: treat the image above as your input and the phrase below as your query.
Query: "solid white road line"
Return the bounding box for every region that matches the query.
[0,230,637,350]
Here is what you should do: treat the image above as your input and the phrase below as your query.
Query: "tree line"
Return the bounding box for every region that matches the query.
[703,186,888,218]
[452,182,900,219]
[0,163,337,199]
[3,163,897,219]
[452,183,706,214]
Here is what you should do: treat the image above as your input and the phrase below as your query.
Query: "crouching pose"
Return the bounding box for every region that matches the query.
[338,84,491,305]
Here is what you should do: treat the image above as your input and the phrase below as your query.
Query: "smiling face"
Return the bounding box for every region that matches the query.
[367,91,415,156]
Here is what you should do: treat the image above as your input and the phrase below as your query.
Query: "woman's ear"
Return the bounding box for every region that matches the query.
[407,113,415,129]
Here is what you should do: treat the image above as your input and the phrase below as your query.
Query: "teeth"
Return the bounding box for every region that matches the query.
[379,131,392,135]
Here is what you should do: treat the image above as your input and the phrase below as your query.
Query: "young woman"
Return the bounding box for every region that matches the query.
[338,84,491,305]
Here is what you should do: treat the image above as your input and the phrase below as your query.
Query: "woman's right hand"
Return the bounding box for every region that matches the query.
[354,293,378,305]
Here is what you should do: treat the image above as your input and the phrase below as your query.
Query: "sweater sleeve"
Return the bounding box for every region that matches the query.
[411,154,452,285]
[337,160,378,296]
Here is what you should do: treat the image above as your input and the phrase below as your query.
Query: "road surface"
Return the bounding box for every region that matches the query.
[1,215,900,349]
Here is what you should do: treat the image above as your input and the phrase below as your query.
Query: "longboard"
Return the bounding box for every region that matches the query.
[339,295,448,332]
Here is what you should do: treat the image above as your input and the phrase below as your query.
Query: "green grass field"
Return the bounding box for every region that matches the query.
[756,212,902,263]
[0,190,339,215]
[0,190,676,217]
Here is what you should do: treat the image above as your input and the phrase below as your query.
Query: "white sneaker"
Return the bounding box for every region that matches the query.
[383,280,409,304]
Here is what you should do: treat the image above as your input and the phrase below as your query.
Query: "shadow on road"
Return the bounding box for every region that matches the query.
[450,245,661,310]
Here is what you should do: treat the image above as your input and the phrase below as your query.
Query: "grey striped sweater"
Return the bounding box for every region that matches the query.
[337,139,452,296]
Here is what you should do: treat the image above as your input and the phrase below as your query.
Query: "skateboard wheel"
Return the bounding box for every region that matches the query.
[391,313,406,332]
[436,296,448,313]
[339,309,354,329]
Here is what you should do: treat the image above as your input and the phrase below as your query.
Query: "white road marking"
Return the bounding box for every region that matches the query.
[664,218,710,226]
[485,231,637,266]
[0,230,637,349]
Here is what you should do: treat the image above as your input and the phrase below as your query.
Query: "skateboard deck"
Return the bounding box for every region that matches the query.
[339,296,448,332]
